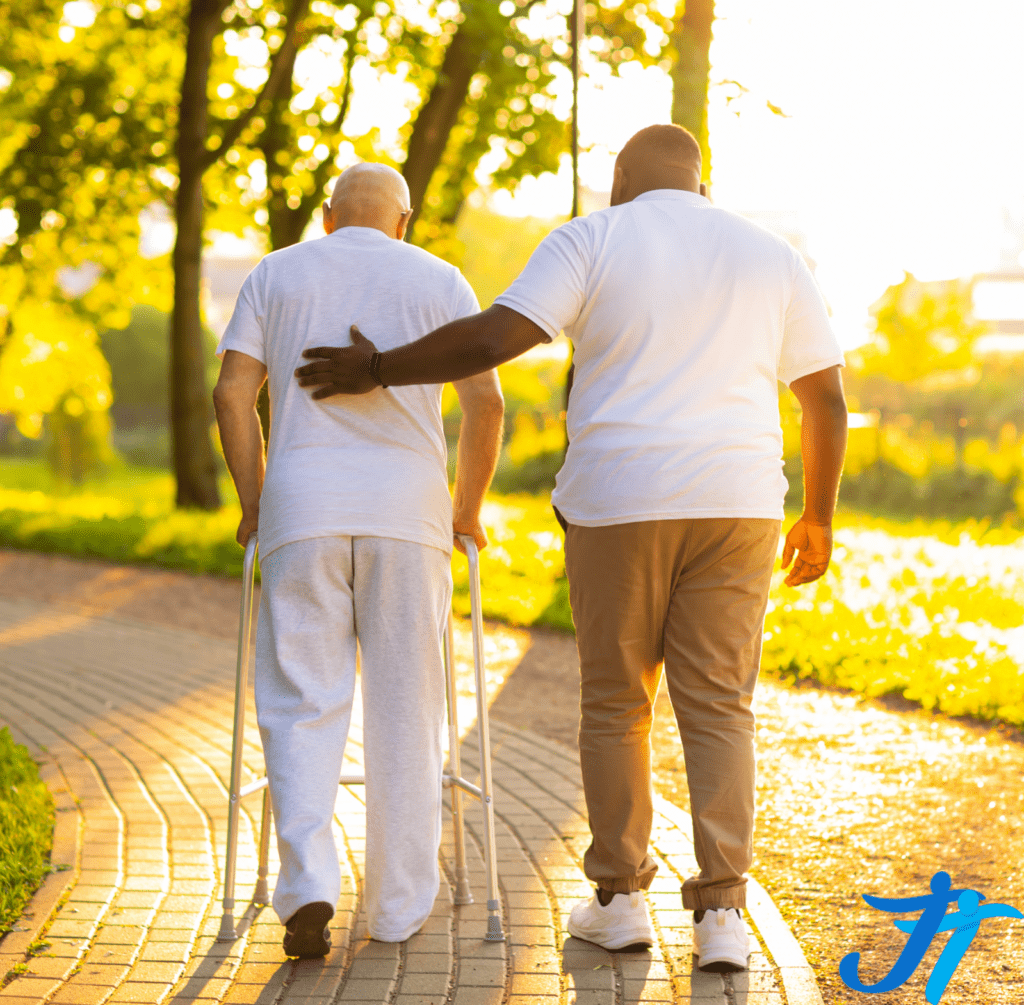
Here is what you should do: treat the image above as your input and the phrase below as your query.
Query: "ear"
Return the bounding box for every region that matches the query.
[322,201,334,234]
[396,208,413,241]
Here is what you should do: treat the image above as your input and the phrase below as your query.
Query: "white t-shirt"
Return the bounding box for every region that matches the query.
[217,226,480,558]
[494,189,844,526]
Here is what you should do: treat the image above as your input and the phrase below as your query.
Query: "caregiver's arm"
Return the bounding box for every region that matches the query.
[294,305,548,397]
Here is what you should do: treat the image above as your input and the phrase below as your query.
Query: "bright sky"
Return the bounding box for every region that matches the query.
[498,0,1024,349]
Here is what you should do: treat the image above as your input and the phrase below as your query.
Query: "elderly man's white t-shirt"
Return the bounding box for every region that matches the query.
[217,226,479,559]
[494,189,844,526]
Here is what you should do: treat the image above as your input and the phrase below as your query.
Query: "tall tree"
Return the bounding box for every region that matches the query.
[172,0,311,508]
[669,0,714,183]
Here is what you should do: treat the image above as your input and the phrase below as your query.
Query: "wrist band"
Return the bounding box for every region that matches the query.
[368,352,388,388]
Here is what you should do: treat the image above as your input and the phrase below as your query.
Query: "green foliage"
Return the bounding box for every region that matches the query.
[4,458,1024,727]
[764,520,1024,727]
[98,305,220,467]
[457,205,565,307]
[856,273,990,384]
[0,727,55,935]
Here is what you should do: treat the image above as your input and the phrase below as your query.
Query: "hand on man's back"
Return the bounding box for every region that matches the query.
[295,325,378,397]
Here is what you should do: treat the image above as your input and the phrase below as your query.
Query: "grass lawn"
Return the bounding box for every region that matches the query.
[2,458,1024,726]
[0,727,55,936]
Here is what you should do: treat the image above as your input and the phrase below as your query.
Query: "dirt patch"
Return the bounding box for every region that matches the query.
[7,548,1023,1004]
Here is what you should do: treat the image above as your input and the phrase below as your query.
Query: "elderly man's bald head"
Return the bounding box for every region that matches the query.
[610,124,706,206]
[322,162,413,240]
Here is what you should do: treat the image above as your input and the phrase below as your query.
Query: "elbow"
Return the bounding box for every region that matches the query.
[212,381,231,419]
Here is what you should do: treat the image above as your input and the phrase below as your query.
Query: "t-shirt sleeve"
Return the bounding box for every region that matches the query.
[216,267,266,364]
[492,219,589,341]
[451,271,482,321]
[777,255,845,386]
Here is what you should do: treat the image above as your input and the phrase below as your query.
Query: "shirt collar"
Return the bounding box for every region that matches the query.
[328,225,393,241]
[631,189,709,207]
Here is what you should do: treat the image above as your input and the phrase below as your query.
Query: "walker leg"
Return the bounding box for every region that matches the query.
[465,542,504,942]
[253,787,272,906]
[219,534,259,941]
[443,614,473,905]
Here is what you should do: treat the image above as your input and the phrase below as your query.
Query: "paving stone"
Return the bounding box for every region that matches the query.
[129,961,186,983]
[49,983,113,1004]
[345,959,400,980]
[232,963,290,984]
[0,977,62,999]
[138,943,192,964]
[335,978,394,999]
[106,981,171,1002]
[456,960,505,986]
[67,886,116,904]
[400,973,450,995]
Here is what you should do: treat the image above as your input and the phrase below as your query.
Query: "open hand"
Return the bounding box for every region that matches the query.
[295,324,379,398]
[781,517,832,586]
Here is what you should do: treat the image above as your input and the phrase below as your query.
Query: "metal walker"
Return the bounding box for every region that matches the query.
[217,534,504,943]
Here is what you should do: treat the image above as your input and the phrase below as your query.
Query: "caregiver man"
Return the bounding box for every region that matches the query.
[294,125,848,971]
[213,163,504,957]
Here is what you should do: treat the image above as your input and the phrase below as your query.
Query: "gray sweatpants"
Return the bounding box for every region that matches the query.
[255,535,452,941]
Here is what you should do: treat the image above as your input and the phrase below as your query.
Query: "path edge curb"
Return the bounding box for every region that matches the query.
[0,750,81,981]
[652,794,825,1005]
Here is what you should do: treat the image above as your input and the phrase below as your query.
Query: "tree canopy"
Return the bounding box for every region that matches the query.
[0,0,705,494]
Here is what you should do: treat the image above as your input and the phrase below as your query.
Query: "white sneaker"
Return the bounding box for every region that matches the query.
[693,908,749,972]
[567,891,654,952]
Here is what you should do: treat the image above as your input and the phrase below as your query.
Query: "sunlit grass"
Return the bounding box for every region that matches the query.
[2,459,1024,725]
[765,524,1024,726]
[0,727,54,934]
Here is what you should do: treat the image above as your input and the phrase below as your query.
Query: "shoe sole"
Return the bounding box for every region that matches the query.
[570,933,654,953]
[567,923,653,954]
[695,950,749,973]
[283,902,334,959]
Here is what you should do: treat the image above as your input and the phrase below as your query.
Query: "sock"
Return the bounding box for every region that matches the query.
[694,908,741,923]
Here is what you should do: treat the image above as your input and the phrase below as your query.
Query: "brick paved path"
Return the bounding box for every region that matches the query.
[0,596,819,1005]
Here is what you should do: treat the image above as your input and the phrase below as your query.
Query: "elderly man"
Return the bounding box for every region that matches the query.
[212,162,504,957]
[294,125,847,971]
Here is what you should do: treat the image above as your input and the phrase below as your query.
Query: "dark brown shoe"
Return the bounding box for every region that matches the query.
[283,901,334,959]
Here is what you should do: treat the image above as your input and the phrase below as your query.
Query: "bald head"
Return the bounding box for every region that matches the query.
[611,124,705,206]
[322,162,413,239]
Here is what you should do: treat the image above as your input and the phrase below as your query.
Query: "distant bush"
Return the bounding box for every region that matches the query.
[99,306,220,468]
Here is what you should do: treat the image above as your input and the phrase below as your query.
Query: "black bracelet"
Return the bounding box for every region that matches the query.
[368,352,388,388]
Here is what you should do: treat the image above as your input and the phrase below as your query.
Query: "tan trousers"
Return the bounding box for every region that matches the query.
[564,517,780,911]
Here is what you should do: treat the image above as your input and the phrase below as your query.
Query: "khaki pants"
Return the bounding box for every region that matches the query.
[564,517,780,911]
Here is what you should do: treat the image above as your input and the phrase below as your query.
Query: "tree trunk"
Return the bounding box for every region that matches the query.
[670,0,715,184]
[170,0,227,509]
[402,24,480,235]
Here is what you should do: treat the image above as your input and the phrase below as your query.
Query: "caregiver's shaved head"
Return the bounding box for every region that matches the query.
[323,162,413,240]
[611,124,706,207]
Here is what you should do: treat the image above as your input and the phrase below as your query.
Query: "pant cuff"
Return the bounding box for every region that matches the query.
[681,880,746,911]
[592,876,655,894]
